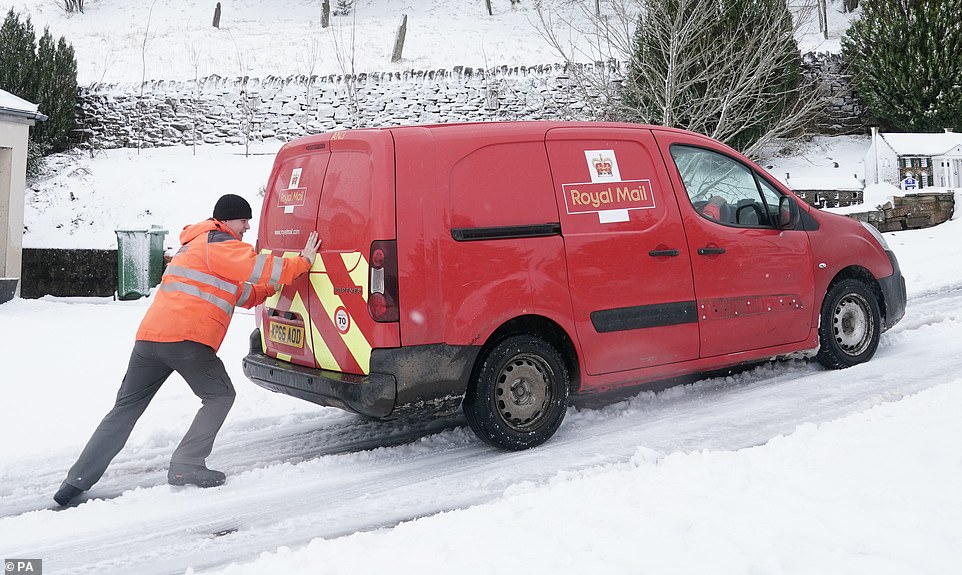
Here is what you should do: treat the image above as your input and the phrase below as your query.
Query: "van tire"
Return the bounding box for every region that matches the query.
[816,279,881,369]
[463,334,569,450]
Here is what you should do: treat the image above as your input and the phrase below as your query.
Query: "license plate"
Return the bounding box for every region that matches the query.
[268,322,305,348]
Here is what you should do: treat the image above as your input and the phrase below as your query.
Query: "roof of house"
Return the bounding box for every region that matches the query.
[0,88,46,121]
[881,132,962,156]
[778,175,863,192]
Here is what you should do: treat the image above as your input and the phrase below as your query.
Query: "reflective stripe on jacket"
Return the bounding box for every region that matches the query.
[136,219,310,351]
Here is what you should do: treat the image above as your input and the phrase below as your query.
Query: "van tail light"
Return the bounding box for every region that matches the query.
[369,240,399,322]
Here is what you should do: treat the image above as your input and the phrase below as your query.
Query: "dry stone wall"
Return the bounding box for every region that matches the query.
[74,53,862,150]
[74,63,610,149]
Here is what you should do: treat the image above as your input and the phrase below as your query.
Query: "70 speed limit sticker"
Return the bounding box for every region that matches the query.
[334,306,350,334]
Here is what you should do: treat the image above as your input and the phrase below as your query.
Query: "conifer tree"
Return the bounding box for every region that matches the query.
[0,9,38,99]
[0,9,78,171]
[842,0,962,132]
[33,31,78,154]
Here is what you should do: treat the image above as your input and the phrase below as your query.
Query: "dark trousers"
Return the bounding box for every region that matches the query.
[64,340,236,490]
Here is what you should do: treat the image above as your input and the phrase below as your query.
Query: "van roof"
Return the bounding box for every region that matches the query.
[281,121,703,149]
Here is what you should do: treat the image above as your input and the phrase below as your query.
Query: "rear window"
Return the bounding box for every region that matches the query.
[317,149,379,250]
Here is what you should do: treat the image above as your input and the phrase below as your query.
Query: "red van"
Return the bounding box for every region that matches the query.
[242,121,905,450]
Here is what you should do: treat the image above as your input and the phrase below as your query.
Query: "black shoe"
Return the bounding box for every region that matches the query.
[168,463,226,488]
[53,481,84,506]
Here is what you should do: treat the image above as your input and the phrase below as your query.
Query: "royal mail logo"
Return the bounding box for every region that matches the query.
[562,179,656,215]
[278,187,307,207]
[592,156,613,177]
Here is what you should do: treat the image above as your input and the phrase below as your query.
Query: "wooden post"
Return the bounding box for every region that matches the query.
[485,0,493,16]
[322,0,330,28]
[212,2,221,28]
[391,14,407,63]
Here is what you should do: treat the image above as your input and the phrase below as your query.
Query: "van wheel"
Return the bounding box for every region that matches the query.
[816,279,881,369]
[463,335,569,451]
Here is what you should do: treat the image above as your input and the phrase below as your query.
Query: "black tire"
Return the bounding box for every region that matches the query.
[463,334,569,450]
[816,279,882,369]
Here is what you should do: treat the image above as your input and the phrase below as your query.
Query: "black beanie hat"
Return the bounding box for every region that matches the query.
[213,194,253,221]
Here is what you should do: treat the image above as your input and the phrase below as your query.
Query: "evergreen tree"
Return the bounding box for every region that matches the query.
[0,9,38,99]
[622,0,806,155]
[842,0,962,132]
[33,31,78,154]
[0,9,78,171]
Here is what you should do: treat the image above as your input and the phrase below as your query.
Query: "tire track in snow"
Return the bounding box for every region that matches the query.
[2,288,961,574]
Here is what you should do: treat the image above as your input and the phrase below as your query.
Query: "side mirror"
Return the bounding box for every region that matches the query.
[775,196,799,230]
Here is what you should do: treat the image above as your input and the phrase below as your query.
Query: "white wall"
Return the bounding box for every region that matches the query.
[0,119,30,291]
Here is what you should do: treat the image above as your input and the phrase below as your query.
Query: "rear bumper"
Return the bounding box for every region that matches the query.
[242,329,397,417]
[879,250,906,331]
[242,329,480,418]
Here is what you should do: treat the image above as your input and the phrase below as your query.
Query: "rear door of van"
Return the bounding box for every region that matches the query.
[545,126,699,377]
[257,131,401,376]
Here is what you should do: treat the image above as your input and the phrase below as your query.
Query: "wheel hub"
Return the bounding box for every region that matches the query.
[496,354,551,429]
[833,295,873,355]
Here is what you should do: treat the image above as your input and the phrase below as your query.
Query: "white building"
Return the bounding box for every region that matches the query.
[864,128,962,191]
[0,88,46,301]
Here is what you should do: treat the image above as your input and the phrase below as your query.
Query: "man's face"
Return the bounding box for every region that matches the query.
[223,218,251,239]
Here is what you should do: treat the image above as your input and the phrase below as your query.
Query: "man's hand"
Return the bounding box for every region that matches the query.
[300,231,322,265]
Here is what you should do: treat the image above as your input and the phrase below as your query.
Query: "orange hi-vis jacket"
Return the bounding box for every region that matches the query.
[136,219,310,351]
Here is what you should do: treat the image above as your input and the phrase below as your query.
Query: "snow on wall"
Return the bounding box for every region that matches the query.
[74,53,864,150]
[75,62,610,149]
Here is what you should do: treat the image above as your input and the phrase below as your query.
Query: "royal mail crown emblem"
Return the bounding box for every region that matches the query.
[593,156,613,177]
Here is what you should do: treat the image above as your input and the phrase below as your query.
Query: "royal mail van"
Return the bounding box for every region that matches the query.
[242,121,906,450]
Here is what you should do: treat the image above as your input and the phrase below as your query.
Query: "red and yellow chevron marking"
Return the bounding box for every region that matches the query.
[260,249,375,375]
[308,251,374,374]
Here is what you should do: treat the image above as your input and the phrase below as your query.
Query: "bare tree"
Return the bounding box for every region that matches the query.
[329,8,361,126]
[138,0,160,155]
[57,0,84,14]
[297,33,322,109]
[228,30,257,157]
[185,33,203,156]
[535,0,827,158]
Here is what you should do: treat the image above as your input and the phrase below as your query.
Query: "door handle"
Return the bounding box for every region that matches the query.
[648,249,679,257]
[697,247,726,256]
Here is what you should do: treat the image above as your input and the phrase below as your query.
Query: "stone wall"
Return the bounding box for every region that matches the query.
[845,192,956,232]
[21,248,117,298]
[74,62,610,150]
[802,52,865,134]
[73,53,862,150]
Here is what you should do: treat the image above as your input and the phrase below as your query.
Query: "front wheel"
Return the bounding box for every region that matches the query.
[463,334,569,450]
[816,279,881,369]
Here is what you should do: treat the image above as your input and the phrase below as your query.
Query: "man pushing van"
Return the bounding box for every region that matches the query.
[53,194,321,507]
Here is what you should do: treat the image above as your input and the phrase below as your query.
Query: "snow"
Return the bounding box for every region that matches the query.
[880,132,962,157]
[0,88,39,112]
[3,1,962,574]
[0,0,601,85]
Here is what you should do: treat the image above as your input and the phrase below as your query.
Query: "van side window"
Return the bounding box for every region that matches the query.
[670,145,774,228]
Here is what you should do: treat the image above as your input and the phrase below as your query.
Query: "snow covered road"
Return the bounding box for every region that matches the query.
[2,281,960,574]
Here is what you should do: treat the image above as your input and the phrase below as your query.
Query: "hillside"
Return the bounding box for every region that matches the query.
[2,0,857,85]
